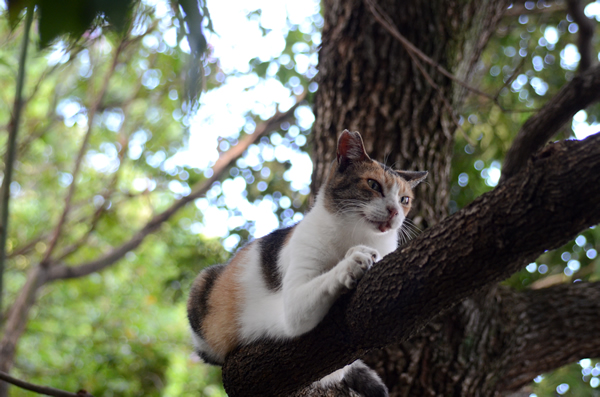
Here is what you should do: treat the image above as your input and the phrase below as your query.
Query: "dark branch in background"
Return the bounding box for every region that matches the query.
[47,92,306,281]
[500,63,600,182]
[498,282,600,391]
[0,370,93,397]
[222,133,600,396]
[0,6,34,321]
[567,0,596,73]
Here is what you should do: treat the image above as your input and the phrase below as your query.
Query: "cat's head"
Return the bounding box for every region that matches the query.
[323,130,427,235]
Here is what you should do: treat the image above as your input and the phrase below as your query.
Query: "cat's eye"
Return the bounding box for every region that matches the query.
[400,196,410,205]
[367,179,383,194]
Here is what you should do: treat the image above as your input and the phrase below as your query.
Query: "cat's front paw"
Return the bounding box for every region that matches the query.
[338,245,381,289]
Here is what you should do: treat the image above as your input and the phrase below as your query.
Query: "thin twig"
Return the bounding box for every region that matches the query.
[0,5,34,321]
[364,0,494,99]
[363,0,474,145]
[364,0,535,115]
[0,370,93,397]
[40,40,125,267]
[54,134,129,262]
[52,47,153,262]
[493,55,527,101]
[47,92,307,281]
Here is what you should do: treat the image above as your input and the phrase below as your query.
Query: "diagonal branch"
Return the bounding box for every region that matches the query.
[53,134,129,262]
[0,370,93,397]
[363,0,476,144]
[566,0,596,73]
[500,63,600,182]
[222,132,600,396]
[363,0,494,101]
[40,40,125,266]
[497,282,600,392]
[46,94,306,281]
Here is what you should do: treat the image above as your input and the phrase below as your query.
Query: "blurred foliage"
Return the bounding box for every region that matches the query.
[1,0,599,396]
[0,0,314,394]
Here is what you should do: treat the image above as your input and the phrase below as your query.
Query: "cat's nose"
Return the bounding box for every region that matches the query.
[387,207,398,220]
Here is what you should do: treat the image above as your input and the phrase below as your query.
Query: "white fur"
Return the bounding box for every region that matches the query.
[236,182,403,343]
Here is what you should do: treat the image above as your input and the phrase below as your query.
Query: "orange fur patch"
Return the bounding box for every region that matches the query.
[201,246,249,359]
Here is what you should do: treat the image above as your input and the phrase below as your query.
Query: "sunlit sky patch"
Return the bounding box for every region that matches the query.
[573,111,600,140]
[164,0,320,245]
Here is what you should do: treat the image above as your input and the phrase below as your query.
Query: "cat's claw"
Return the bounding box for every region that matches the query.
[339,245,381,289]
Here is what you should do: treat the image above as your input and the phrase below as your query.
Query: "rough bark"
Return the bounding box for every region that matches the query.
[498,282,600,391]
[222,133,600,396]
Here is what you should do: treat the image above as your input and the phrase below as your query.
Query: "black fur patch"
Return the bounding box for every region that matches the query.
[259,226,294,291]
[326,171,373,213]
[344,361,389,397]
[187,264,226,338]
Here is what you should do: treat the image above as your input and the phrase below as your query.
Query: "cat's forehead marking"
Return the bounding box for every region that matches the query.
[365,161,411,192]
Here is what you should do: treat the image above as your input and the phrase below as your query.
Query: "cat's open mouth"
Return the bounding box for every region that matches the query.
[367,219,392,233]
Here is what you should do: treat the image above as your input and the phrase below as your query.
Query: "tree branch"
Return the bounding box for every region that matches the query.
[0,369,93,397]
[500,63,600,183]
[222,132,600,396]
[40,40,125,266]
[0,265,47,374]
[46,94,305,281]
[566,0,596,73]
[0,5,34,320]
[498,282,600,392]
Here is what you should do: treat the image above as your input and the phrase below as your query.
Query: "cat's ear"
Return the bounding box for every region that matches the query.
[337,130,370,170]
[396,170,428,188]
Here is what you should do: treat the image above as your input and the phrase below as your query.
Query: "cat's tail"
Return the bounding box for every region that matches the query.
[316,360,388,397]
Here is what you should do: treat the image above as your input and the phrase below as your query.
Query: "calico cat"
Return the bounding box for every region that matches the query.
[187,130,427,396]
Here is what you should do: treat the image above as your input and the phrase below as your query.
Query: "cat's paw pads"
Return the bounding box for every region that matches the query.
[339,246,381,289]
[344,245,381,263]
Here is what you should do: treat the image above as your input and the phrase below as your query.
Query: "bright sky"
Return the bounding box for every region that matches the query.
[166,0,320,248]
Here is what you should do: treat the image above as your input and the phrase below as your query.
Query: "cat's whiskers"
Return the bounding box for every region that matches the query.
[397,218,422,245]
[334,199,369,217]
[398,225,412,245]
[402,219,422,235]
